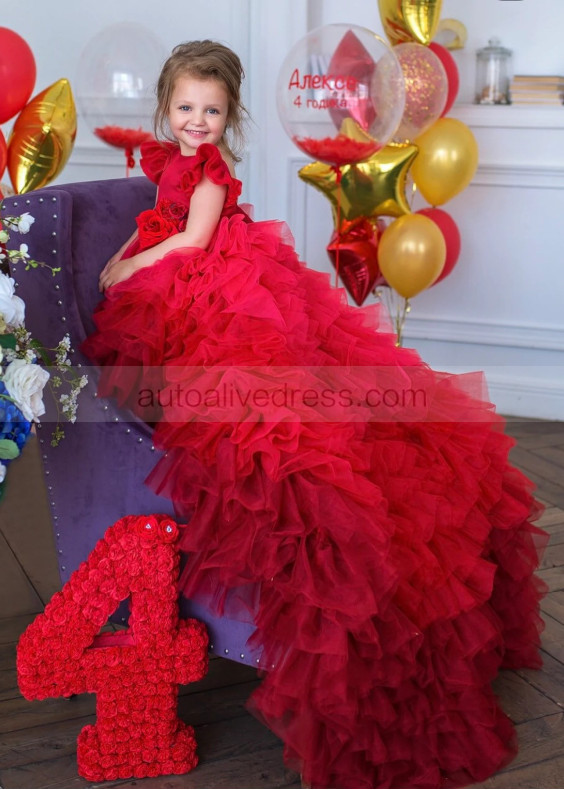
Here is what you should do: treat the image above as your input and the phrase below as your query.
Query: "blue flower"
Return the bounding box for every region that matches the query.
[0,380,32,451]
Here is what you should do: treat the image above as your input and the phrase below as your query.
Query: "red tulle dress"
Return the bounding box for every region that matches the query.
[82,140,547,789]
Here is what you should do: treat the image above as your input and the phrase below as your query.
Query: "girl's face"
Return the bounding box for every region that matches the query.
[168,76,229,155]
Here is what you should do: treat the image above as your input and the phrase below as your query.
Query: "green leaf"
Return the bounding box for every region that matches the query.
[0,333,18,350]
[0,439,20,460]
[28,338,51,366]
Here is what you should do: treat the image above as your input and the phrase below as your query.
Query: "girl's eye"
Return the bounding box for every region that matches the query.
[207,108,219,115]
[179,105,191,112]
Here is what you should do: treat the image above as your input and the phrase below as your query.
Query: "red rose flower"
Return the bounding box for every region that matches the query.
[157,198,187,226]
[136,209,176,251]
[16,514,208,782]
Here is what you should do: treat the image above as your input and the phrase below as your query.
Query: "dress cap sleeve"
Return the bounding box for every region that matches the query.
[180,143,241,205]
[140,140,177,184]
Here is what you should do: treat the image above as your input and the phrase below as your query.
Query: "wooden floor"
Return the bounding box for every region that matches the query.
[1,419,564,789]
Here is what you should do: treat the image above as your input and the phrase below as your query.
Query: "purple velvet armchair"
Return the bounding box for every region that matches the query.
[2,177,258,666]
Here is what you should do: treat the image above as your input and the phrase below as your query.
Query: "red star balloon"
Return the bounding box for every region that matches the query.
[327,217,387,306]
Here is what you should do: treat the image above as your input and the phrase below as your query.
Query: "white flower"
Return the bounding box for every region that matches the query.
[0,272,25,328]
[0,211,88,449]
[0,462,6,483]
[3,358,50,421]
[2,347,17,363]
[16,213,35,233]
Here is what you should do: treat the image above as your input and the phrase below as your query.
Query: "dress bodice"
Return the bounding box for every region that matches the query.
[136,141,246,251]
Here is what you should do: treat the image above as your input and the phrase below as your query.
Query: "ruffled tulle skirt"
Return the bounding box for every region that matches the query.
[82,213,547,788]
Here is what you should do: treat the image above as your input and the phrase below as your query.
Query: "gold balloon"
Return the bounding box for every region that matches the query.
[298,142,418,228]
[412,118,479,206]
[435,18,468,51]
[7,78,77,194]
[378,0,444,46]
[378,213,446,299]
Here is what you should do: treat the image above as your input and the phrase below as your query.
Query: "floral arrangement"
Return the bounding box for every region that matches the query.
[17,513,209,781]
[0,210,88,500]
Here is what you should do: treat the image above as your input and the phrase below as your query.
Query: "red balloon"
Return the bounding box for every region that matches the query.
[0,129,7,181]
[429,42,459,117]
[327,218,387,306]
[416,207,460,283]
[0,28,36,124]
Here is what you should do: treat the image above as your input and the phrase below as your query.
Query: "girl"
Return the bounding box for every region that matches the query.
[82,40,547,789]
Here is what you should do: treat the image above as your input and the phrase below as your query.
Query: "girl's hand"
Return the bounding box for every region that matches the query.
[105,250,122,269]
[98,229,139,291]
[99,255,140,292]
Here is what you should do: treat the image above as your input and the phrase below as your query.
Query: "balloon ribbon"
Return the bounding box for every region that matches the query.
[374,287,412,347]
[333,165,343,288]
[125,147,135,178]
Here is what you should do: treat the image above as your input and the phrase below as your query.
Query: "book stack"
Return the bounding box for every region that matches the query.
[510,75,564,106]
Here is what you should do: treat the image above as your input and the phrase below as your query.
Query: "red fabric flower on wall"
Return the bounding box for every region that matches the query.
[17,514,209,782]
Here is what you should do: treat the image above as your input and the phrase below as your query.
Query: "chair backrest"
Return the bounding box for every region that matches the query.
[3,176,156,351]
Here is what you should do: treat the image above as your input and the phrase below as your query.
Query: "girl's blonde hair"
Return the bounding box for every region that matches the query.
[154,40,248,162]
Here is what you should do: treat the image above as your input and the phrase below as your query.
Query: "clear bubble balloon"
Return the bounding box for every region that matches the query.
[76,22,167,160]
[277,24,405,167]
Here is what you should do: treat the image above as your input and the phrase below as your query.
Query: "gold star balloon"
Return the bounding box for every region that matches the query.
[7,78,77,194]
[298,142,419,229]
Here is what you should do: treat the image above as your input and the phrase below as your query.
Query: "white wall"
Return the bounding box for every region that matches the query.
[285,0,564,420]
[309,0,564,103]
[2,0,563,418]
